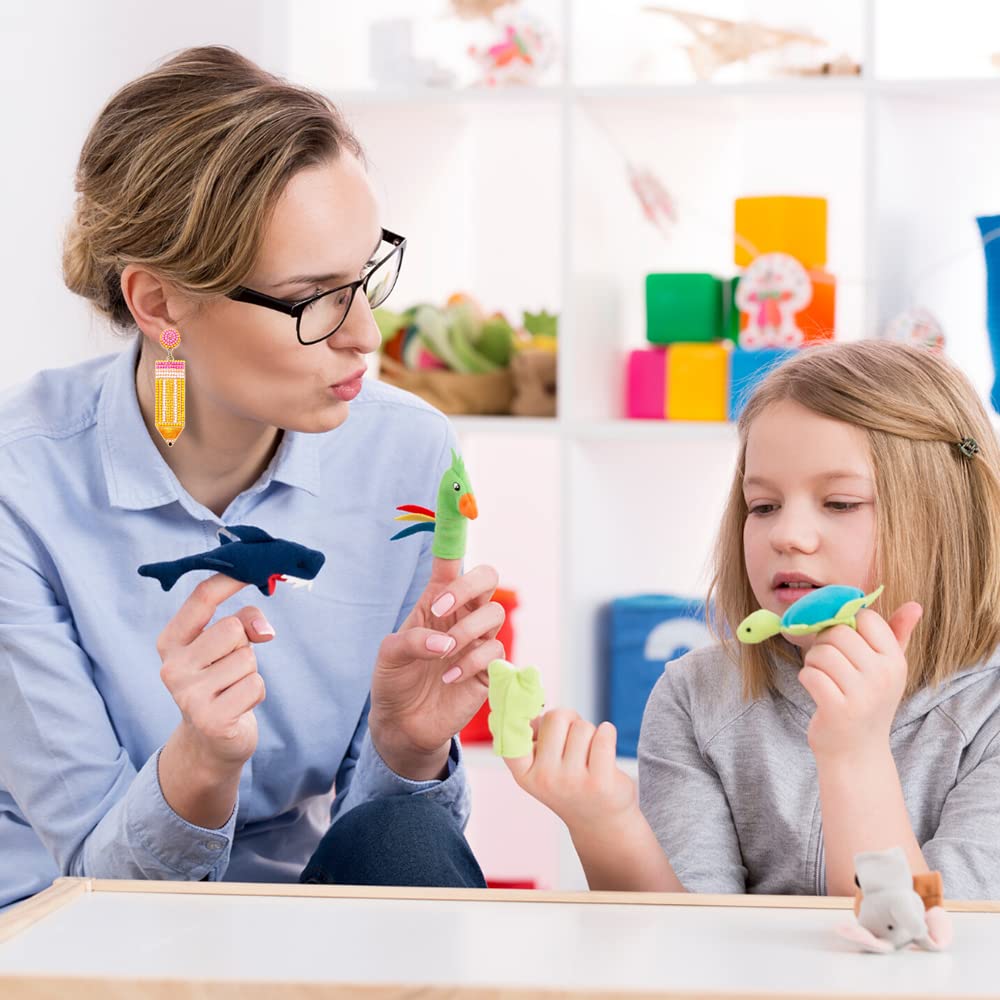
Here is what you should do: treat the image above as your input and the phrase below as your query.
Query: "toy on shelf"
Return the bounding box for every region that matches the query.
[390,450,478,561]
[667,343,728,421]
[607,595,711,757]
[376,294,558,416]
[735,253,812,349]
[467,12,556,87]
[487,658,546,758]
[883,306,946,352]
[642,6,826,81]
[734,196,828,270]
[737,584,884,644]
[837,847,953,953]
[450,0,517,19]
[626,194,833,423]
[977,214,1000,413]
[461,587,519,744]
[138,525,326,597]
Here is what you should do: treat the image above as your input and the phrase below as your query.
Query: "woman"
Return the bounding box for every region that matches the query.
[0,46,501,909]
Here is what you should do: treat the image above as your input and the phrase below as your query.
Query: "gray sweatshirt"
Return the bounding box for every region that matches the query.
[637,644,1000,899]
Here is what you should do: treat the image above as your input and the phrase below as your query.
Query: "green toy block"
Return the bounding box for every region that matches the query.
[724,277,741,344]
[645,273,723,345]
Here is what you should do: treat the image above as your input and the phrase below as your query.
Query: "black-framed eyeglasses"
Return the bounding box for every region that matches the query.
[227,228,406,345]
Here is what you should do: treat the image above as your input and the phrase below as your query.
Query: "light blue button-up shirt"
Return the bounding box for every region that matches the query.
[0,336,469,910]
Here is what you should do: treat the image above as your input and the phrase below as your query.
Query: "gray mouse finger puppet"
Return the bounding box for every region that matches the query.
[836,846,953,953]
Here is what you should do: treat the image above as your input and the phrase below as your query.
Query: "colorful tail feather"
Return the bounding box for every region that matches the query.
[390,504,435,542]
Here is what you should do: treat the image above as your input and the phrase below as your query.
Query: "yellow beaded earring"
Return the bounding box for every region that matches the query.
[154,328,186,446]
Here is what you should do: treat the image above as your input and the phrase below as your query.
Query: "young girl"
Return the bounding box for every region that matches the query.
[507,341,1000,898]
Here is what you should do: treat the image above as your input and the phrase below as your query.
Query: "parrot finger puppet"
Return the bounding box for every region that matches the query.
[390,449,478,560]
[138,525,326,597]
[487,659,545,758]
[737,584,884,644]
[836,847,953,953]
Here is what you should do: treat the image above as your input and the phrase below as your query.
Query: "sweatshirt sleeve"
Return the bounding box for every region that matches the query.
[638,660,748,893]
[921,729,1000,899]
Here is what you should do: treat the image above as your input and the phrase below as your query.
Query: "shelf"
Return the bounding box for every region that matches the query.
[447,415,740,441]
[331,77,1000,105]
[330,86,565,106]
[575,77,868,102]
[450,415,560,436]
[571,419,738,443]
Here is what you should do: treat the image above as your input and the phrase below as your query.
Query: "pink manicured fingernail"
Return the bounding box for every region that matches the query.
[442,666,463,684]
[431,593,456,617]
[253,618,275,637]
[426,634,456,655]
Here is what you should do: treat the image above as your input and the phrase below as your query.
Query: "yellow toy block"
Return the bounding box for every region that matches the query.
[667,343,729,422]
[735,196,827,269]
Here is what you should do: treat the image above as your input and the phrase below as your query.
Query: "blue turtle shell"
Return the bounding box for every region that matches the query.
[780,585,864,628]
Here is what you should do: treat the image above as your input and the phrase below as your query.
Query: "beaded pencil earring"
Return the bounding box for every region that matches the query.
[155,328,186,446]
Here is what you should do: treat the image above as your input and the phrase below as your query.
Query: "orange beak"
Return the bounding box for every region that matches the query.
[459,493,478,520]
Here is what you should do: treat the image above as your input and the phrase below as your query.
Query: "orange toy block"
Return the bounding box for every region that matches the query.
[667,343,728,422]
[735,196,827,269]
[738,269,836,343]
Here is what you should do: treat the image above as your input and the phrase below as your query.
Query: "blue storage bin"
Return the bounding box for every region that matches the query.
[606,595,712,757]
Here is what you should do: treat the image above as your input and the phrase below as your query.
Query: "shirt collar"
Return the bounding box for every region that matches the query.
[98,336,321,512]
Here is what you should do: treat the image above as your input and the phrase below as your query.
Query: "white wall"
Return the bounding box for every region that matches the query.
[0,0,289,388]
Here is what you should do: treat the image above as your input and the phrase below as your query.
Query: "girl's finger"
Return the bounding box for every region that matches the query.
[803,643,861,698]
[799,664,846,710]
[588,722,620,781]
[562,718,597,772]
[534,709,578,771]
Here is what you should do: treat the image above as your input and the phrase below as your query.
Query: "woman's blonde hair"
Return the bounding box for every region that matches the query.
[63,46,362,330]
[707,341,1000,701]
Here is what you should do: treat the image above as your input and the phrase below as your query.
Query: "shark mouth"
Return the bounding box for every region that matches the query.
[268,573,315,595]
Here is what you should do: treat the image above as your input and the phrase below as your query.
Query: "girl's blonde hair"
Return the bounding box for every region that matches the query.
[707,341,1000,701]
[63,46,362,330]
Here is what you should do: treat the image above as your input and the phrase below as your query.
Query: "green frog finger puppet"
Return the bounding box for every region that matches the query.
[737,584,885,644]
[487,659,546,758]
[390,450,478,560]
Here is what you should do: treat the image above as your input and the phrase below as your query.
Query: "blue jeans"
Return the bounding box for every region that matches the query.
[299,796,487,888]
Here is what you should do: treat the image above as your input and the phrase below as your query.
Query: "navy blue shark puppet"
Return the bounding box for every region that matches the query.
[138,525,326,597]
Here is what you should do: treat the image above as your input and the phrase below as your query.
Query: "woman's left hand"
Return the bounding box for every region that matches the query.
[798,602,922,762]
[367,557,505,780]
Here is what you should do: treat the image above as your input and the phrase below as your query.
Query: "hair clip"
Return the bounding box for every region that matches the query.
[958,437,980,459]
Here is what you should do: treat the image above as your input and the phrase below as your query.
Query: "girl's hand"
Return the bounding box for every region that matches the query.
[156,574,277,773]
[504,709,636,831]
[368,557,505,781]
[799,602,922,762]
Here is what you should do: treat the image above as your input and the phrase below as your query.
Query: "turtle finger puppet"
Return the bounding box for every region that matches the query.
[138,525,326,597]
[836,846,953,953]
[487,659,545,758]
[737,584,885,644]
[390,449,478,560]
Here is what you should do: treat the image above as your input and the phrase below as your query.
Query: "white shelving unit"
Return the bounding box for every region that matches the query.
[287,0,1000,889]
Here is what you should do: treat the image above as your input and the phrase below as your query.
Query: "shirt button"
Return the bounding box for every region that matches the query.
[203,839,224,851]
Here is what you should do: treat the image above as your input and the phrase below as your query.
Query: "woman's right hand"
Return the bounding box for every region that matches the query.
[156,574,276,774]
[504,709,636,832]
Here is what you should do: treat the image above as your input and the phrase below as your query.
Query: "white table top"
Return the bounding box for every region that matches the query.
[1,880,998,999]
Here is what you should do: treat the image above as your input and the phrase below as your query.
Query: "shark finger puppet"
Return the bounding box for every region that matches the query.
[737,585,884,644]
[390,450,478,560]
[138,525,326,597]
[836,847,953,953]
[487,659,546,758]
